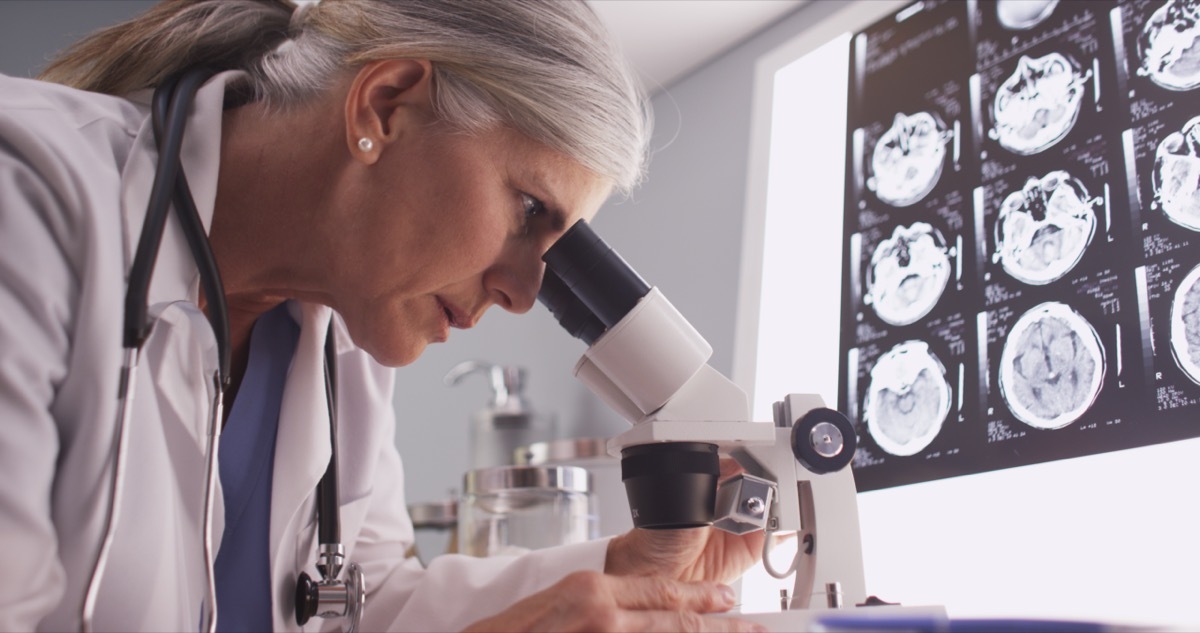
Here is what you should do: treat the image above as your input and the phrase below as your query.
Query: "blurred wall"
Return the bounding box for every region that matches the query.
[0,1,152,78]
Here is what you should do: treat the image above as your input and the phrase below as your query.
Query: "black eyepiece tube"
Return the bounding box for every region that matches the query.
[537,268,607,345]
[541,220,651,328]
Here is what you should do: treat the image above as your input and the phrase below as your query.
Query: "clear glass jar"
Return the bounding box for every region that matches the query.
[458,465,595,557]
[515,438,632,538]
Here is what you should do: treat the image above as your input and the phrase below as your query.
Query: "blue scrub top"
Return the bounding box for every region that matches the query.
[214,303,299,632]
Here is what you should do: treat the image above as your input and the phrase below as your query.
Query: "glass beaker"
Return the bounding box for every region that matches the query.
[458,465,596,557]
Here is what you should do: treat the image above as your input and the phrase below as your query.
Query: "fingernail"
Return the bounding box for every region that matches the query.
[718,584,737,606]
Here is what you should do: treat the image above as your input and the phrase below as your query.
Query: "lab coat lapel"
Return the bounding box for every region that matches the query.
[106,73,241,627]
[115,70,237,480]
[270,303,333,586]
[118,71,234,310]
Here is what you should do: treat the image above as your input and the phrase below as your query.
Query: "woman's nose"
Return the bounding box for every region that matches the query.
[485,253,544,315]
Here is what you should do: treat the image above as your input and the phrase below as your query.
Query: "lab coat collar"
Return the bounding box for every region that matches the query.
[118,70,242,308]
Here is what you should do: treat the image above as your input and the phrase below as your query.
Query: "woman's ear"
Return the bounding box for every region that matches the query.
[344,59,435,164]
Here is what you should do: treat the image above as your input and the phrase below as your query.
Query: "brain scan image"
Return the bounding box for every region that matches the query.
[863,340,952,457]
[999,302,1106,429]
[1153,116,1200,231]
[1171,262,1200,384]
[994,170,1098,285]
[1137,0,1200,91]
[864,223,952,326]
[868,112,953,207]
[990,53,1090,155]
[997,0,1059,30]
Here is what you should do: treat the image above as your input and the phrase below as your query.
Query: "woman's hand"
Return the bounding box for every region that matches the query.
[604,522,764,585]
[603,459,766,584]
[462,571,765,632]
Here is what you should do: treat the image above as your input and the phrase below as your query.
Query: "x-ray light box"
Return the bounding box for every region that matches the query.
[734,0,1200,625]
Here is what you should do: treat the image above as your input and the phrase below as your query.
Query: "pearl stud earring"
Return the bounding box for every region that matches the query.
[357,137,374,152]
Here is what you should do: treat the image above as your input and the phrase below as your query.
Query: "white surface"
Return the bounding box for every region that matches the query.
[589,0,806,92]
[857,439,1200,627]
[734,0,1200,627]
[732,604,949,632]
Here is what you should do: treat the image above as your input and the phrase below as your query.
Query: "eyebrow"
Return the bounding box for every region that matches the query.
[526,170,571,233]
[545,202,569,233]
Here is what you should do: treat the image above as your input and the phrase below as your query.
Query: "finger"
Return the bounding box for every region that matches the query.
[609,576,737,613]
[621,610,768,633]
[718,457,745,479]
[772,530,798,545]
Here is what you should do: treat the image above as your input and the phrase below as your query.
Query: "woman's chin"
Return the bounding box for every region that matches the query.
[346,322,431,368]
[370,338,430,368]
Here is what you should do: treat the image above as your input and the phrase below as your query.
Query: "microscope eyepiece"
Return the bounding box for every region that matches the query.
[537,268,607,345]
[539,221,721,532]
[541,220,651,329]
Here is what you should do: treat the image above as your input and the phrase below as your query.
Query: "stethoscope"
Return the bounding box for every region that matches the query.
[79,68,364,633]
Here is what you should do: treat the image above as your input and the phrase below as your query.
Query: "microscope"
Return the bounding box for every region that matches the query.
[537,221,944,630]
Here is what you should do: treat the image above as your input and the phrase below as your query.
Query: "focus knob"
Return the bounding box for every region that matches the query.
[790,407,856,474]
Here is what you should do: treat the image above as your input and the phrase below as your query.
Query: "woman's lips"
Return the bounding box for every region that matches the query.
[435,297,475,340]
[434,299,453,342]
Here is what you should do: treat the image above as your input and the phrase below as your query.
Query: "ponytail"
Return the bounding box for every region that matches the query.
[39,0,651,194]
[39,0,296,96]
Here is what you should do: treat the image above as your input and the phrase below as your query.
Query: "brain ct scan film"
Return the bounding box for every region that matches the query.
[999,302,1106,429]
[997,0,1060,30]
[865,223,953,326]
[994,170,1099,284]
[990,53,1091,155]
[864,341,953,456]
[1171,262,1200,383]
[1153,116,1200,230]
[839,0,1200,492]
[1137,0,1200,91]
[869,112,955,207]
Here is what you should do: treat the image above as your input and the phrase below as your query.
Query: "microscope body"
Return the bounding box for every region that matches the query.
[538,220,948,630]
[558,274,867,610]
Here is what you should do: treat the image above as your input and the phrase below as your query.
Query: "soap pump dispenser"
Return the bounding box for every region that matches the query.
[444,361,557,469]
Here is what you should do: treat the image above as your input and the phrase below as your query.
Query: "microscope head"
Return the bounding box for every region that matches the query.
[538,220,722,529]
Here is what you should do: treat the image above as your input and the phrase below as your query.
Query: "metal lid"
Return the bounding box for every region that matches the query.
[407,500,458,529]
[515,437,613,465]
[464,465,591,496]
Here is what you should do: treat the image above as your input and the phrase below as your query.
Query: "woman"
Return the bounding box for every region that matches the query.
[0,0,767,631]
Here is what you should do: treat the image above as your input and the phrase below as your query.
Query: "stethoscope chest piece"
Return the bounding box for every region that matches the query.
[295,560,365,632]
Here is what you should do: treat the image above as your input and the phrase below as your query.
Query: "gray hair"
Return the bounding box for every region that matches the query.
[40,0,652,193]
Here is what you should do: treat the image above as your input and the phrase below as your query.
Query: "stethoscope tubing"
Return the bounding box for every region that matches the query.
[80,346,141,633]
[149,70,231,386]
[82,68,224,633]
[319,329,341,546]
[152,69,228,633]
[82,68,354,633]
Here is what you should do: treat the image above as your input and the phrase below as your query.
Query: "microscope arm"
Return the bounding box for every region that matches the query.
[536,220,868,611]
[568,285,867,609]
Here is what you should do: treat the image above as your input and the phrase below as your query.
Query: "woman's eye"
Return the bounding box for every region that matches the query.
[520,192,548,234]
[521,192,547,220]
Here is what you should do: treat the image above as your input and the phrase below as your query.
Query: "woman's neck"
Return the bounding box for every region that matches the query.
[208,95,346,407]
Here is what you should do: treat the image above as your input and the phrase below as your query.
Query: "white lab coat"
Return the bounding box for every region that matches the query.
[0,71,610,632]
